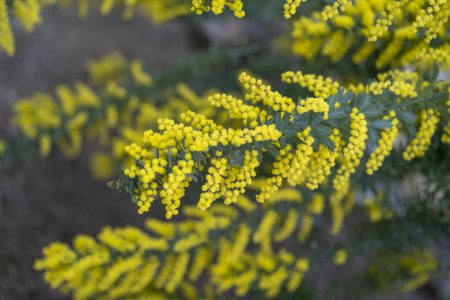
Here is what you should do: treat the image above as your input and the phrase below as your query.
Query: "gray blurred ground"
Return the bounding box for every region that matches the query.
[0,6,197,299]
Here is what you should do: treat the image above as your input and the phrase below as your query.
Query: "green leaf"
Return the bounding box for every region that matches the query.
[228,149,244,167]
[341,89,354,103]
[369,119,392,129]
[328,109,346,120]
[397,111,416,125]
[317,135,336,150]
[312,125,332,137]
[282,128,300,137]
[363,107,384,118]
[264,143,280,158]
[367,127,380,148]
[359,94,372,111]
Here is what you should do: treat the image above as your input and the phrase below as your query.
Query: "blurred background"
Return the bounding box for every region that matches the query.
[0,6,199,299]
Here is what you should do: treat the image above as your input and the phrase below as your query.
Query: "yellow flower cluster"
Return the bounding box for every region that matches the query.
[191,0,245,18]
[13,0,42,32]
[199,150,259,210]
[239,72,296,113]
[257,128,314,203]
[330,181,354,235]
[87,53,128,84]
[208,93,261,121]
[35,206,230,300]
[411,44,450,71]
[282,71,339,98]
[366,0,450,43]
[37,192,328,299]
[368,248,439,294]
[366,112,399,175]
[290,0,450,69]
[300,130,340,189]
[12,54,224,181]
[283,0,306,19]
[408,0,449,43]
[125,116,280,216]
[0,0,15,55]
[368,0,409,42]
[297,97,330,120]
[12,83,100,158]
[400,248,439,292]
[0,0,194,55]
[180,110,224,133]
[349,69,420,98]
[368,70,419,98]
[403,109,440,161]
[333,108,368,190]
[321,0,352,21]
[0,0,44,55]
[115,68,450,219]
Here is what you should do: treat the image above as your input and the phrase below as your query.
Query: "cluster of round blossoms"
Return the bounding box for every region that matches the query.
[366,112,399,174]
[403,109,440,161]
[191,0,245,18]
[333,108,368,190]
[122,70,448,218]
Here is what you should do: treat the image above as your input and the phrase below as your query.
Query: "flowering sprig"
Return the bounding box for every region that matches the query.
[35,190,320,299]
[35,179,450,299]
[118,68,450,219]
[7,54,225,179]
[290,0,450,71]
